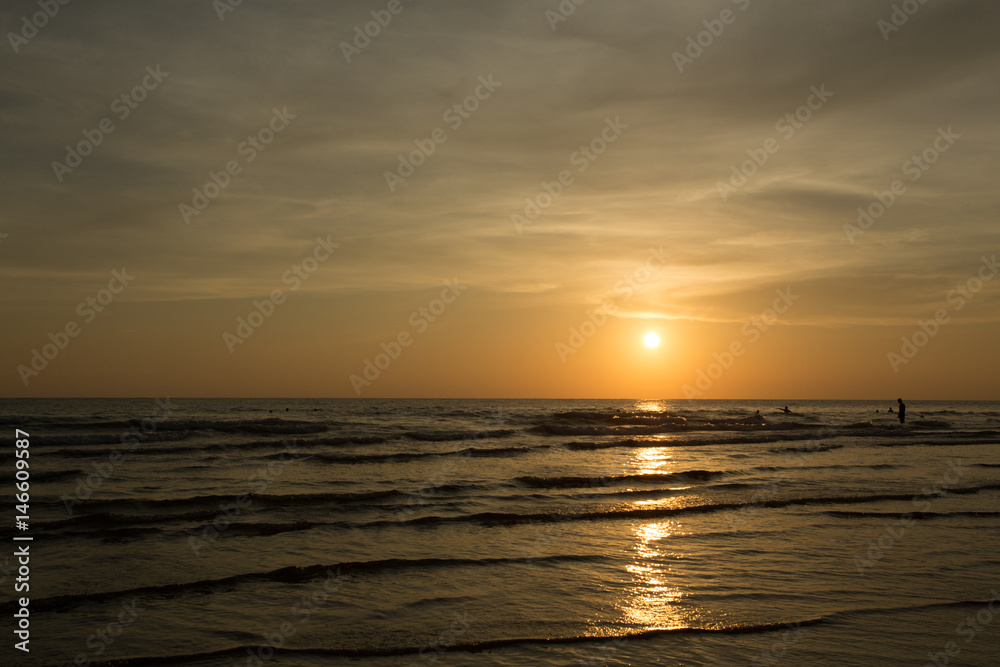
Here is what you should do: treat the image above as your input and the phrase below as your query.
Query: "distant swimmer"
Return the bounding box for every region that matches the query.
[782,406,791,413]
[897,398,906,424]
[888,407,894,413]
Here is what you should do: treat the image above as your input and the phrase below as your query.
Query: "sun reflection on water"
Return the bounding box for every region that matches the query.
[633,447,670,472]
[617,521,690,629]
[612,446,702,630]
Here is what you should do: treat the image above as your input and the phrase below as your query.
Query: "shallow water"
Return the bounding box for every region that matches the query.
[2,398,998,666]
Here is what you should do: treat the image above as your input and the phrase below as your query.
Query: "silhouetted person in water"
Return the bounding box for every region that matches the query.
[782,406,791,413]
[897,398,906,424]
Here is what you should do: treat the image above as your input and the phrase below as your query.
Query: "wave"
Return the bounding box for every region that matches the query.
[374,484,1000,529]
[7,554,610,614]
[515,470,724,489]
[769,443,843,454]
[29,431,192,448]
[306,444,539,465]
[23,468,85,482]
[52,488,416,513]
[751,463,898,472]
[13,589,1000,664]
[43,434,390,459]
[28,483,1000,539]
[562,432,835,451]
[547,410,689,425]
[80,618,830,663]
[404,428,516,442]
[823,510,1000,520]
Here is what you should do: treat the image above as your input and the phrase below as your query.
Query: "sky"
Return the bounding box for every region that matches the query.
[1,0,997,399]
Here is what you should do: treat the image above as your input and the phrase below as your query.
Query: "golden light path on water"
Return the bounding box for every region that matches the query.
[615,443,701,630]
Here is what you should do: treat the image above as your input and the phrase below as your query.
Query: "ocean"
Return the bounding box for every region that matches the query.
[2,398,999,666]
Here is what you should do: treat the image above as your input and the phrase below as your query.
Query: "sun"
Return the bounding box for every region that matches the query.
[644,332,660,348]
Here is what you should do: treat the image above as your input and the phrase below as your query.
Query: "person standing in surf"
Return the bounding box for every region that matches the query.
[897,398,906,424]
